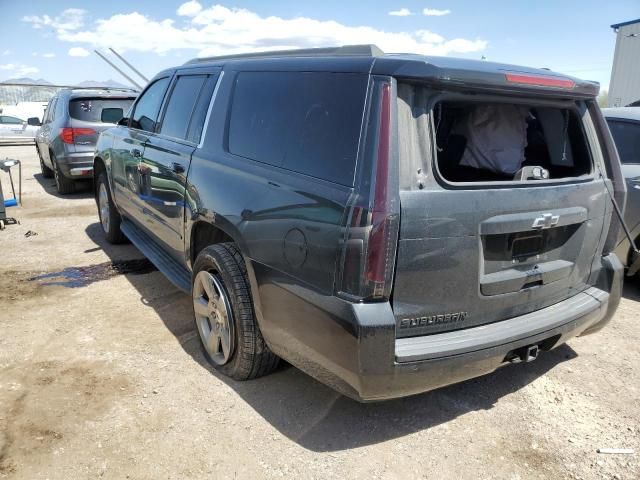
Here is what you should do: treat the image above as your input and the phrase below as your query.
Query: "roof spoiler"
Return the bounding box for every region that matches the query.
[185,44,384,65]
[375,59,600,98]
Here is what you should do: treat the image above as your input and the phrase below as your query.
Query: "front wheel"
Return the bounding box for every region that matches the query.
[96,172,126,244]
[192,243,279,380]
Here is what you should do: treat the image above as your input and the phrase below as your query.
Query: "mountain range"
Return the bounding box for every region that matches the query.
[1,77,131,88]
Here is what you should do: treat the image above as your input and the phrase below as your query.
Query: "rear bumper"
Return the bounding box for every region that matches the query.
[56,151,94,178]
[256,253,623,402]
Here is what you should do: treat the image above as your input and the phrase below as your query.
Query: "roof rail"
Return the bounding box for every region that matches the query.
[0,82,139,92]
[185,44,384,65]
[69,86,140,93]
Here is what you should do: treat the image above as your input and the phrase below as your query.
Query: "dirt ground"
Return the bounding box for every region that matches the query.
[0,145,638,480]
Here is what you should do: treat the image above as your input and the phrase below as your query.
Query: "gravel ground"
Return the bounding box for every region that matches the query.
[0,145,638,480]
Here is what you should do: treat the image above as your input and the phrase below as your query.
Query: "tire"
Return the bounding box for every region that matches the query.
[96,172,126,244]
[51,153,75,194]
[629,244,640,280]
[38,149,53,178]
[192,243,279,380]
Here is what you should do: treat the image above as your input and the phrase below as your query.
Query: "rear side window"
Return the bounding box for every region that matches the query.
[69,98,135,123]
[186,76,217,143]
[54,97,64,120]
[159,74,216,143]
[48,98,58,122]
[131,77,170,132]
[228,71,368,186]
[607,119,640,164]
[44,98,56,123]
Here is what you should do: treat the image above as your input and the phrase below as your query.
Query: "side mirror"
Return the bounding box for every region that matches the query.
[27,117,41,126]
[117,117,129,126]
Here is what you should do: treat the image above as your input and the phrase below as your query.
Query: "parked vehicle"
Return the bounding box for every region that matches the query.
[604,107,640,276]
[93,45,624,401]
[36,88,137,194]
[0,114,39,140]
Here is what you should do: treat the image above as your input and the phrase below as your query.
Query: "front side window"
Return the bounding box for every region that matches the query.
[159,74,208,141]
[607,119,640,164]
[228,71,368,186]
[131,77,170,132]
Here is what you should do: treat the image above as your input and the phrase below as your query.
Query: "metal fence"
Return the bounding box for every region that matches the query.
[0,83,62,105]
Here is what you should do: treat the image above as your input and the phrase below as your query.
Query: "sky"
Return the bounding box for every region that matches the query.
[1,0,638,91]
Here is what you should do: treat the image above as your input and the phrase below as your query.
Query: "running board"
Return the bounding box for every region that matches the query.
[120,218,191,293]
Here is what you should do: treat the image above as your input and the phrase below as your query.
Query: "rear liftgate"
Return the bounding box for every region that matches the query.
[392,79,613,346]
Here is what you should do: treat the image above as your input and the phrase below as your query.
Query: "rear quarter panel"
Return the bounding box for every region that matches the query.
[184,70,357,356]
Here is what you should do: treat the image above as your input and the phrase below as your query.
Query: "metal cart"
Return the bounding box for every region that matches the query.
[0,158,21,230]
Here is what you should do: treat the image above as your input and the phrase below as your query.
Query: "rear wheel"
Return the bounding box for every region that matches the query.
[192,243,279,380]
[96,172,126,244]
[51,153,75,195]
[629,241,640,279]
[38,149,53,178]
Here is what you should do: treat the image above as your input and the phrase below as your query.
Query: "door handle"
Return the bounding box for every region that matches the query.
[130,148,142,158]
[171,162,185,174]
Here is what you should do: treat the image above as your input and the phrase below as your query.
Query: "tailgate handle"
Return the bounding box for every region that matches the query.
[480,259,574,296]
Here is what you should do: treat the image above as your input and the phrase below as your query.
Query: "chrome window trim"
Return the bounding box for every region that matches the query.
[197,70,224,149]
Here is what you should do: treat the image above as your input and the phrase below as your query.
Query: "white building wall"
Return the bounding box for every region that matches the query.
[609,21,640,107]
[0,102,48,122]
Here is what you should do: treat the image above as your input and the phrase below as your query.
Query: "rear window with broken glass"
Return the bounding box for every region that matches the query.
[396,84,593,184]
[433,101,592,182]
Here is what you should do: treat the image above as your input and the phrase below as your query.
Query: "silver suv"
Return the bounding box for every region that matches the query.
[36,88,137,194]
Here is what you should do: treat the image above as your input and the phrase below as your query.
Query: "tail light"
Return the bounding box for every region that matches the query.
[505,72,575,89]
[60,127,96,144]
[338,81,400,301]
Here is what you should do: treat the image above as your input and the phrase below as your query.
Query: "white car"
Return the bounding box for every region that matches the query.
[0,114,40,140]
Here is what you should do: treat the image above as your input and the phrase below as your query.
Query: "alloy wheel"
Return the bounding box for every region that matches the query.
[98,182,110,233]
[193,270,235,365]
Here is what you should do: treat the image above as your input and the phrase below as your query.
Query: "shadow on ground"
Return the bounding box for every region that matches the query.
[33,172,93,200]
[623,277,640,302]
[83,222,577,452]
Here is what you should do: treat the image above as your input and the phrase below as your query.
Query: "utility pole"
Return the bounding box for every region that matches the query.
[109,48,149,83]
[93,50,143,90]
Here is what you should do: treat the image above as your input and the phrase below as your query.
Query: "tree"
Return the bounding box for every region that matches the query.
[597,89,609,108]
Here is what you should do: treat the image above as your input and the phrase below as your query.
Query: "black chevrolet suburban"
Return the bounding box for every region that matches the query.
[93,45,624,401]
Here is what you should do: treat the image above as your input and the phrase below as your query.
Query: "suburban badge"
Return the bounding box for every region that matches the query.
[399,312,468,329]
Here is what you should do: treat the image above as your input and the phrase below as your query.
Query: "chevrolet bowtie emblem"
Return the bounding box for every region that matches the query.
[532,213,559,230]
